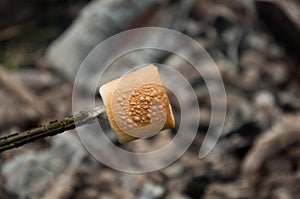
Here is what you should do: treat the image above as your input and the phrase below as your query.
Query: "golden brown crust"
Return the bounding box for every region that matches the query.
[99,64,175,143]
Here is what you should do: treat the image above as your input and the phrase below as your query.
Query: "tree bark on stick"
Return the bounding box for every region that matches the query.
[0,106,106,153]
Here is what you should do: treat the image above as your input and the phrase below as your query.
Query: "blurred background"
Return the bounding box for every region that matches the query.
[0,0,300,198]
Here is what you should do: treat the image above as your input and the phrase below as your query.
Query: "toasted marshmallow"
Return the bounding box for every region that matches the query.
[99,64,175,143]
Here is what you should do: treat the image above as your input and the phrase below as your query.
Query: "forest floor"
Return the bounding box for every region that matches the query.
[0,0,300,198]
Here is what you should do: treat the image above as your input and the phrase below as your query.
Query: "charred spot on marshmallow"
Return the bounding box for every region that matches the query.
[128,84,168,127]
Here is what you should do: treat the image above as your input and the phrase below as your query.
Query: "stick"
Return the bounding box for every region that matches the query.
[0,106,107,153]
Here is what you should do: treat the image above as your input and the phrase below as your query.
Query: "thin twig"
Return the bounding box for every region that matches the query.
[0,106,107,153]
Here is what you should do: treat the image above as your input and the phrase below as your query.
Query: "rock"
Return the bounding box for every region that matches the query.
[254,91,275,109]
[241,32,270,53]
[139,183,165,199]
[2,152,52,197]
[185,19,202,37]
[1,133,96,198]
[46,0,161,80]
